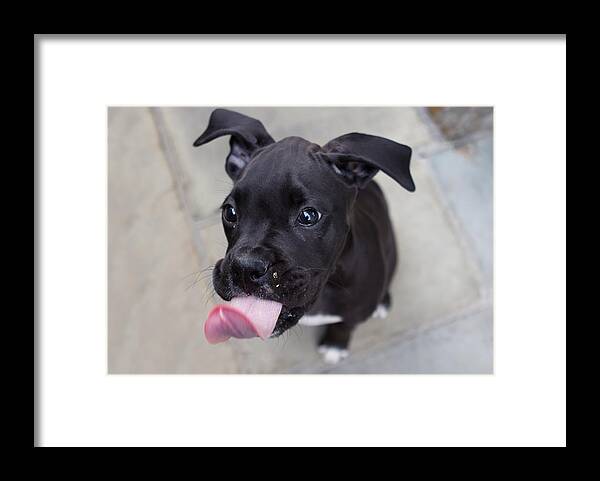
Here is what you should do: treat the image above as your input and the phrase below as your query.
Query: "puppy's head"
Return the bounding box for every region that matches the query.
[194,109,415,337]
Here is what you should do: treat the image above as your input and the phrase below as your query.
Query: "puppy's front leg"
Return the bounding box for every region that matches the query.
[318,322,356,364]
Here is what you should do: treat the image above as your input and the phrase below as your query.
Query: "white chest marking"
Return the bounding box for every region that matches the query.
[298,314,343,326]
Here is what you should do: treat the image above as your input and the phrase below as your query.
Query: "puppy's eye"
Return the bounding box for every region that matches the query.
[297,207,321,226]
[222,204,237,224]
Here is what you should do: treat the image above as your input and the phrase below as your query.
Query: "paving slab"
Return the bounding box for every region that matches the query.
[316,304,493,374]
[426,134,493,291]
[107,107,238,374]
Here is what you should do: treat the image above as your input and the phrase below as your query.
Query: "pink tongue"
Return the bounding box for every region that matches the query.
[204,296,283,344]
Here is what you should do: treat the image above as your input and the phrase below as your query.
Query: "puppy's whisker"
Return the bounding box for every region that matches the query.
[181,270,203,280]
[185,266,217,292]
[196,264,215,272]
[200,283,218,306]
[198,271,215,282]
[205,287,218,307]
[185,275,204,291]
[183,265,215,281]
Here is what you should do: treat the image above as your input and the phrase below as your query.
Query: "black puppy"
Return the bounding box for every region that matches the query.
[194,109,415,363]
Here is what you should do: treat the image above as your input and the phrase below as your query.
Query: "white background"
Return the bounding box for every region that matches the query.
[37,36,566,447]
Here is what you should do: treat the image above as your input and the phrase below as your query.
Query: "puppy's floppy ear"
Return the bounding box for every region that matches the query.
[320,133,415,191]
[193,109,275,180]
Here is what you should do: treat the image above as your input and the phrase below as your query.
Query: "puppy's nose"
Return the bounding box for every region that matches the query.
[231,254,271,284]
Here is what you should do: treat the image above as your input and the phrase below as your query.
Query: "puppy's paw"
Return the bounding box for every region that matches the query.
[371,304,389,319]
[318,345,349,364]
